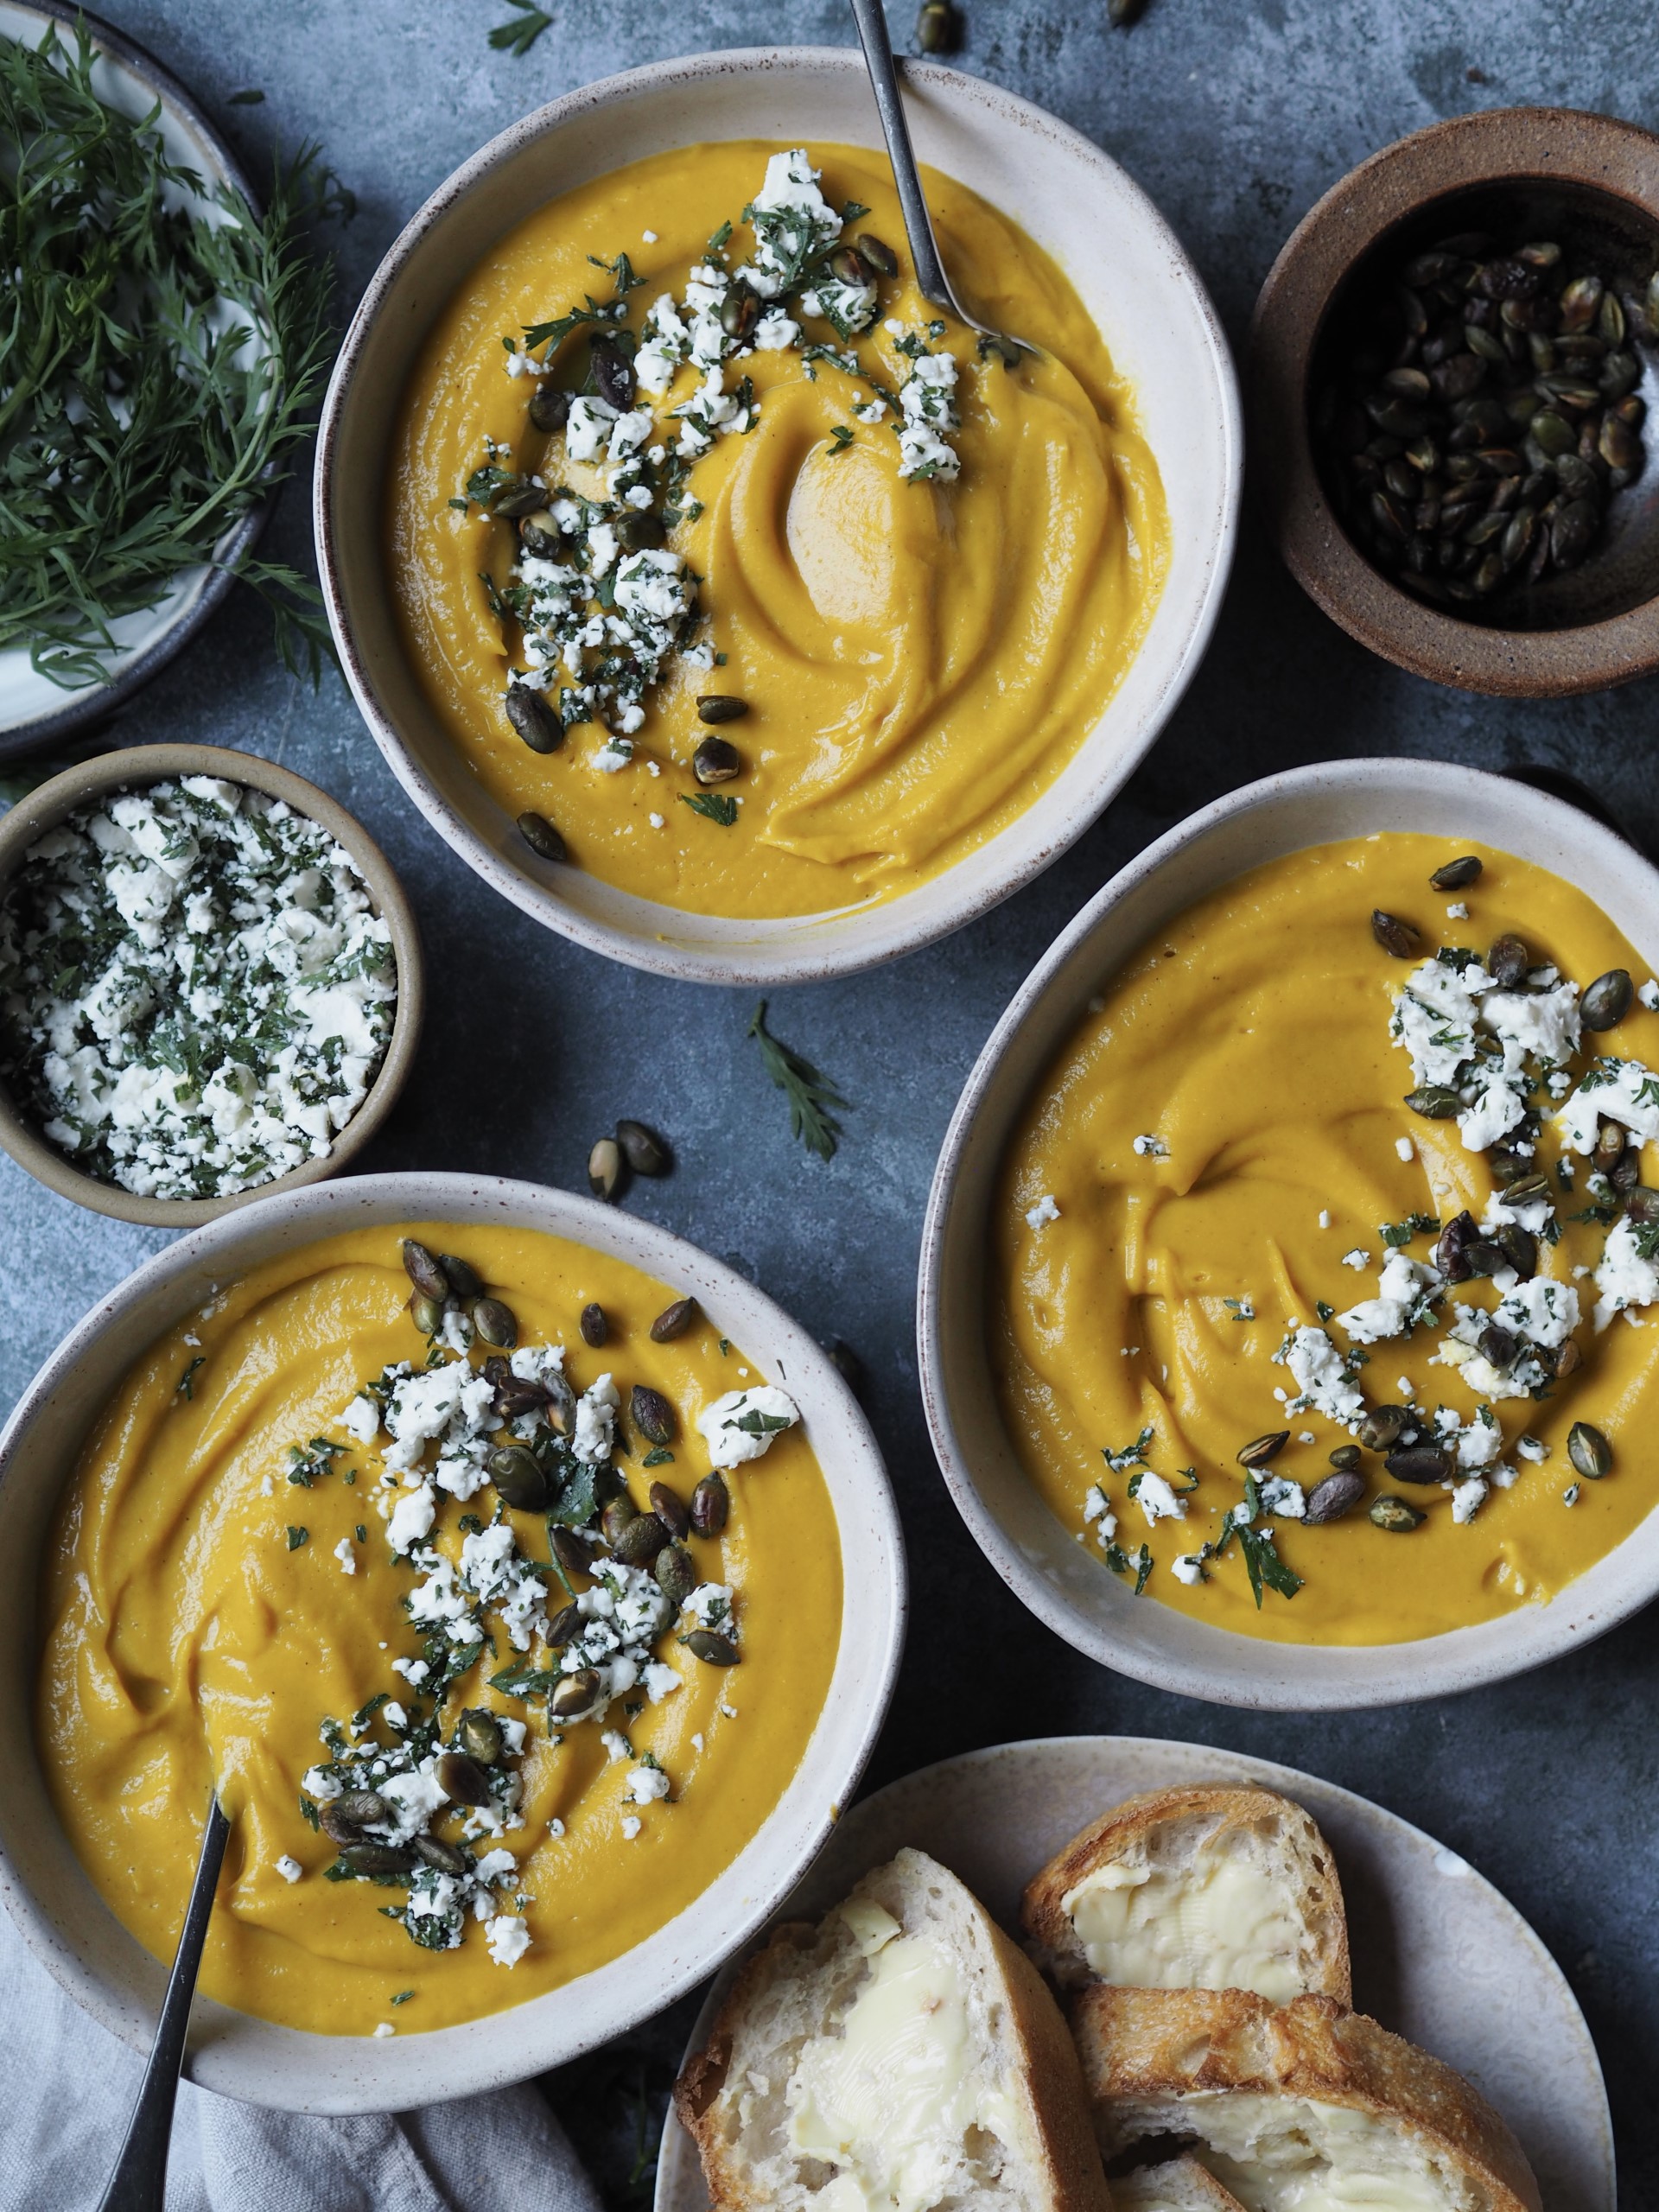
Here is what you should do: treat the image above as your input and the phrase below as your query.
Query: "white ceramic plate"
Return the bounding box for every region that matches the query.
[918,756,1659,1710]
[653,1735,1614,2212]
[315,47,1241,983]
[0,2,266,756]
[0,1172,906,2112]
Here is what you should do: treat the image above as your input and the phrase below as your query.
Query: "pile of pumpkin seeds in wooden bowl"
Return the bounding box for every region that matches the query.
[1314,212,1659,624]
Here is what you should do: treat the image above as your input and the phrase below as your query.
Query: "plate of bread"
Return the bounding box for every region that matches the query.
[658,1735,1611,2212]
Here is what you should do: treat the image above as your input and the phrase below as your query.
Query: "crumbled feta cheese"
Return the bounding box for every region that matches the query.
[1277,1325,1367,1430]
[1446,901,1469,920]
[620,1815,643,1840]
[1450,1477,1489,1524]
[275,1855,302,1883]
[627,1764,671,1805]
[372,2022,396,2038]
[1318,1210,1332,1229]
[1132,1471,1187,1527]
[1082,1484,1117,1545]
[1337,1250,1441,1344]
[385,1481,436,1555]
[696,1384,800,1468]
[1341,1249,1369,1270]
[1025,1192,1060,1228]
[334,1535,356,1575]
[1132,1133,1168,1158]
[342,1394,379,1445]
[1256,1475,1306,1519]
[1593,1216,1659,1332]
[1555,1058,1659,1153]
[485,1915,532,1968]
[1395,1136,1415,1162]
[1639,979,1659,1012]
[1516,1434,1549,1463]
[1171,1554,1205,1586]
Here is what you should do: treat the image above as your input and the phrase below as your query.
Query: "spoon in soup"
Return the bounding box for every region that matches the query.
[846,0,1034,363]
[95,1796,231,2212]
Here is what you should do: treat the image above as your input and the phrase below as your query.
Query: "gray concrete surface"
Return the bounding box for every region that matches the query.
[3,0,1656,2200]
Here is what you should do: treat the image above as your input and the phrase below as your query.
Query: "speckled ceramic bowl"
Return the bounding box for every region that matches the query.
[0,1171,906,2112]
[0,745,424,1226]
[315,46,1240,984]
[918,755,1659,1710]
[1252,106,1659,696]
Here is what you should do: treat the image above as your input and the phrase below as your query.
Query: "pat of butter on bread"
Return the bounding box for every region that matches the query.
[1023,1785,1351,2005]
[1072,1987,1541,2212]
[675,1847,1111,2211]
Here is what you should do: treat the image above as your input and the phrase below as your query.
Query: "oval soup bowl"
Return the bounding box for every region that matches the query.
[0,1173,906,2112]
[0,745,424,1227]
[315,47,1241,985]
[918,757,1659,1710]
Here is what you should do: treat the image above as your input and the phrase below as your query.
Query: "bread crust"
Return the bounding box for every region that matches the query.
[1110,2154,1247,2211]
[1071,1986,1541,2212]
[1021,1784,1351,2005]
[674,1850,1112,2212]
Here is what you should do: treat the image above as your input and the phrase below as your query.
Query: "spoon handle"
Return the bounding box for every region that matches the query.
[847,0,959,315]
[96,1797,230,2212]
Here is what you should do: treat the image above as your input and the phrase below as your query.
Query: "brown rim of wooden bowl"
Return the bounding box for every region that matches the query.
[0,745,424,1225]
[1251,105,1659,698]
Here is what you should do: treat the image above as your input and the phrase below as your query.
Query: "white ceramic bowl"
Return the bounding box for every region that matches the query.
[0,1173,906,2112]
[315,47,1240,985]
[918,756,1659,1710]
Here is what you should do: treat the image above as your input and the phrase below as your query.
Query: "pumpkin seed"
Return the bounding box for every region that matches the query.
[631,1384,676,1446]
[684,1629,740,1665]
[1580,969,1632,1030]
[655,1542,697,1604]
[1464,1237,1510,1278]
[439,1253,481,1299]
[518,810,567,863]
[458,1709,504,1765]
[505,683,563,754]
[1478,1323,1519,1370]
[529,384,571,434]
[1328,1444,1363,1472]
[1429,855,1482,891]
[473,1296,518,1349]
[1306,1471,1366,1524]
[1371,909,1421,958]
[1370,1495,1426,1532]
[1494,1224,1537,1279]
[1359,1403,1409,1452]
[856,232,899,276]
[1625,1188,1659,1227]
[696,694,748,724]
[588,1136,623,1201]
[1387,1442,1452,1485]
[651,1296,696,1342]
[551,1525,596,1580]
[489,1444,550,1511]
[580,1302,608,1348]
[589,340,635,410]
[616,1119,670,1174]
[1238,1431,1289,1469]
[1554,1337,1584,1380]
[1435,1210,1478,1281]
[1488,932,1530,988]
[435,1751,493,1808]
[1405,1084,1465,1118]
[916,0,958,50]
[340,1841,416,1877]
[693,734,742,785]
[402,1239,449,1302]
[550,1669,602,1722]
[408,1290,445,1337]
[720,289,758,341]
[1567,1421,1612,1479]
[601,1496,639,1547]
[690,1471,729,1535]
[650,1481,690,1538]
[614,1513,667,1566]
[413,1835,470,1876]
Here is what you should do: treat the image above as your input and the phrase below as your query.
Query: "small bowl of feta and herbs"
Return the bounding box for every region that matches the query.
[0,745,422,1223]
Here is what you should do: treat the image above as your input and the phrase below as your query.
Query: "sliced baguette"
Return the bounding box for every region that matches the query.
[1071,1986,1541,2212]
[1022,1784,1351,2005]
[675,1847,1111,2212]
[1110,2156,1248,2211]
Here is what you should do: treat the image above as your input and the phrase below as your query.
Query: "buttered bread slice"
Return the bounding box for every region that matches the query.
[1073,1987,1541,2212]
[1023,1785,1351,2004]
[676,1847,1110,2212]
[1112,2156,1248,2210]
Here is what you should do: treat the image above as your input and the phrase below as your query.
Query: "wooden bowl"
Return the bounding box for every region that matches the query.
[1252,106,1659,697]
[0,745,424,1225]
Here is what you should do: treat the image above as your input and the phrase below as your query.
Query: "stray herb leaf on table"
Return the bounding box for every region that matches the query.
[0,22,344,689]
[747,1001,849,1161]
[487,2,554,57]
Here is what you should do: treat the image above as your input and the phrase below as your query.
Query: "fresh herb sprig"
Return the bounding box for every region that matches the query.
[0,24,343,688]
[488,1,553,55]
[747,1001,848,1162]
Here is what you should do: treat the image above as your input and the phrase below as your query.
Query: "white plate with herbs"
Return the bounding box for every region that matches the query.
[652,1735,1614,2212]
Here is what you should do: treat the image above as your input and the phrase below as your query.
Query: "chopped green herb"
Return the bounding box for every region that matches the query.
[391,1989,415,2005]
[827,424,855,456]
[747,1001,848,1161]
[641,1447,675,1467]
[176,1357,205,1401]
[286,1525,309,1551]
[352,1691,389,1730]
[1103,1427,1154,1472]
[680,791,739,827]
[487,1,552,56]
[459,1512,484,1534]
[228,88,265,105]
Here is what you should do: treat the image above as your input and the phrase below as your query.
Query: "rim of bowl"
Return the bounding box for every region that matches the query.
[314,45,1242,986]
[0,1169,907,2110]
[0,744,425,1225]
[918,754,1659,1710]
[1251,105,1659,699]
[0,2,270,761]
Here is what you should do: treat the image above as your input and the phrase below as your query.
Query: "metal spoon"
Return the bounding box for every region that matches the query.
[96,1796,230,2212]
[847,0,1033,362]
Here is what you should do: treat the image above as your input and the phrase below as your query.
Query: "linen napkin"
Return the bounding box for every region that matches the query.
[0,1898,604,2212]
